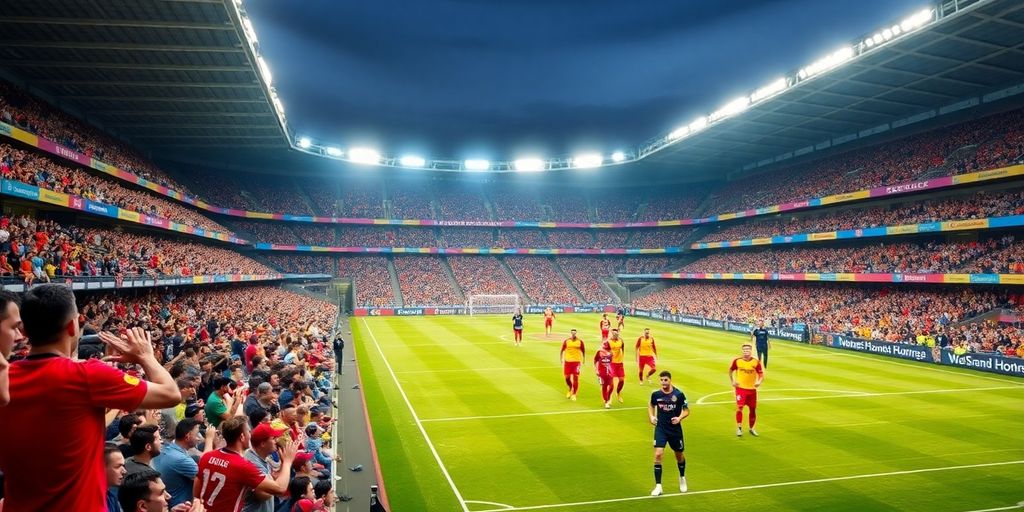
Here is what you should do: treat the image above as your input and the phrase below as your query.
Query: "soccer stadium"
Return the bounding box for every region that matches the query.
[0,0,1022,511]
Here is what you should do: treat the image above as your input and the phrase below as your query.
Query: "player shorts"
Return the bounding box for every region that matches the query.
[601,329,609,339]
[638,355,656,369]
[735,387,757,409]
[610,362,625,378]
[653,428,685,452]
[597,373,613,386]
[513,328,523,333]
[563,361,581,376]
[545,318,553,327]
[756,342,769,353]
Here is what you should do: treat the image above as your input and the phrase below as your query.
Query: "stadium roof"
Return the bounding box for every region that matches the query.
[0,0,289,150]
[0,0,1022,182]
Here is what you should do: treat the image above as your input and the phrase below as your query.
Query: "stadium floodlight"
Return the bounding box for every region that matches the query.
[349,147,381,165]
[710,96,750,122]
[297,137,312,149]
[610,151,627,163]
[325,147,343,157]
[514,158,545,172]
[464,159,490,171]
[901,8,933,32]
[750,78,787,103]
[667,125,689,141]
[399,155,426,168]
[572,153,603,168]
[797,46,854,80]
[688,116,708,133]
[257,56,273,85]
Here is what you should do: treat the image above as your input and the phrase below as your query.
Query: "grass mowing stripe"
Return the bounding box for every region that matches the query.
[360,318,470,512]
[474,460,1024,512]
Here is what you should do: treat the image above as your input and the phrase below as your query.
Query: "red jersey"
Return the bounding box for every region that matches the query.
[197,448,266,512]
[600,319,611,331]
[0,355,148,511]
[594,350,613,376]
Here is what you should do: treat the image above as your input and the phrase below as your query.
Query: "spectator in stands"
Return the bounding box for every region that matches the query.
[152,418,212,507]
[125,424,162,476]
[105,442,128,512]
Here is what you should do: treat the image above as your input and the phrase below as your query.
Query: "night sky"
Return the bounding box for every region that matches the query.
[244,0,928,159]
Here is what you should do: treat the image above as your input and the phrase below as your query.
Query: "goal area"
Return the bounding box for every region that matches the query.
[467,294,522,316]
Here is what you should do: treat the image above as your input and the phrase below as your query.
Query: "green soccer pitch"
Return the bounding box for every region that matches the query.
[350,314,1024,512]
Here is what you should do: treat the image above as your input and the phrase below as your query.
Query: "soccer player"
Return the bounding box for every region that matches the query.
[616,309,625,331]
[636,328,657,384]
[594,341,614,409]
[195,416,297,511]
[729,343,765,437]
[559,329,585,401]
[608,329,626,402]
[543,307,555,336]
[751,320,771,368]
[648,370,689,496]
[599,314,612,341]
[512,308,524,347]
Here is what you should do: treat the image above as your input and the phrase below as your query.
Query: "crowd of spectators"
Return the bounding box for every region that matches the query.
[497,229,547,247]
[640,188,707,222]
[706,108,1024,215]
[439,228,494,247]
[228,221,300,245]
[264,255,336,275]
[634,282,1023,357]
[292,225,337,246]
[593,189,644,222]
[681,236,1021,274]
[623,257,685,274]
[336,256,395,306]
[302,177,342,217]
[447,256,521,297]
[593,231,629,248]
[336,227,393,247]
[505,256,578,304]
[388,182,435,219]
[437,184,490,221]
[392,256,461,306]
[0,213,273,284]
[0,282,343,509]
[490,189,545,221]
[338,183,385,218]
[627,228,696,248]
[541,191,591,223]
[556,257,619,303]
[0,81,194,196]
[546,230,594,248]
[392,227,437,247]
[699,187,1024,243]
[1,144,232,234]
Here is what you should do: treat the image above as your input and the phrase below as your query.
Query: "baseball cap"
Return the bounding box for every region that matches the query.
[250,423,288,444]
[294,451,315,467]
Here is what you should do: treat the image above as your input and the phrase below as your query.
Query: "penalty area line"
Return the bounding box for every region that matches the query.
[475,460,1024,512]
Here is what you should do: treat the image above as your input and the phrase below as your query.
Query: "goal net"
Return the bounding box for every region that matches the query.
[468,294,521,316]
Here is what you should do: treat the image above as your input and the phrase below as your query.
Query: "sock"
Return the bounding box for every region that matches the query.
[565,376,572,390]
[647,369,657,379]
[736,410,743,425]
[602,385,610,402]
[571,374,579,393]
[639,371,644,383]
[749,409,757,429]
[677,460,686,477]
[616,380,624,394]
[654,464,663,485]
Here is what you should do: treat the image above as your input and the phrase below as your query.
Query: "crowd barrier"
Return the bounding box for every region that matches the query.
[633,309,1024,377]
[692,214,1024,249]
[617,271,1024,285]
[0,272,331,293]
[0,179,248,245]
[5,120,1023,229]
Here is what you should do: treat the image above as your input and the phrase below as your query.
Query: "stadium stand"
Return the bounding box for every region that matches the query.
[448,256,521,298]
[393,256,461,306]
[338,256,395,306]
[505,256,578,304]
[556,257,620,303]
[263,254,335,275]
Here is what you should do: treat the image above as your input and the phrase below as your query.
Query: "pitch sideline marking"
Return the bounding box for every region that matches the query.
[361,319,470,512]
[465,500,515,510]
[695,388,869,405]
[473,459,1024,511]
[423,385,1021,422]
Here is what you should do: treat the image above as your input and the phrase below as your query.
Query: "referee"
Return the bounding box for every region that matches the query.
[648,370,689,496]
[751,321,771,368]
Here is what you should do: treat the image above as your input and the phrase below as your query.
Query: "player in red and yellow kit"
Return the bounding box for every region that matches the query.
[544,307,555,336]
[636,328,657,384]
[607,329,626,402]
[729,343,765,437]
[560,329,585,401]
[594,341,614,408]
[599,314,612,341]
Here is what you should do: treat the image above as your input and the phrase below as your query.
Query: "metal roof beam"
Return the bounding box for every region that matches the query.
[0,60,250,72]
[63,96,267,103]
[30,79,259,88]
[105,122,278,129]
[0,17,235,30]
[143,143,286,148]
[96,111,275,117]
[0,41,243,53]
[131,134,284,139]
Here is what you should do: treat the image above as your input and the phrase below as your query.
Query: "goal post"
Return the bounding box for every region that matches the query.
[467,294,522,316]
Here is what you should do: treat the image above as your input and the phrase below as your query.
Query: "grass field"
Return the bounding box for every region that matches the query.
[350,314,1024,512]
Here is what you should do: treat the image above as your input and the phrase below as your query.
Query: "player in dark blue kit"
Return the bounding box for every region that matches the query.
[512,308,524,347]
[648,370,689,496]
[751,320,771,368]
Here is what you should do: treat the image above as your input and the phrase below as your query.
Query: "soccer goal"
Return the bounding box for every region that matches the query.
[467,294,522,316]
